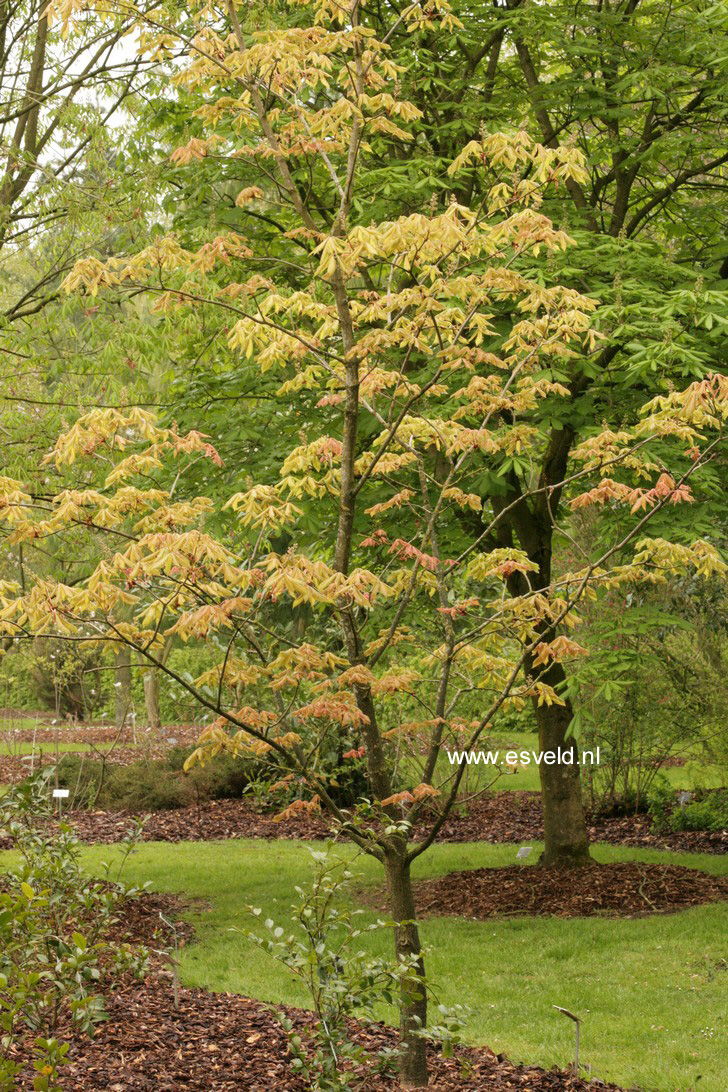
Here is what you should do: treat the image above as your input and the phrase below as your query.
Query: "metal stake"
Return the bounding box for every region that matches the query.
[553,1005,581,1076]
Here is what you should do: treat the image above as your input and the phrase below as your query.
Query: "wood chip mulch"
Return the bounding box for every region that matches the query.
[48,980,628,1091]
[3,791,724,855]
[106,890,199,948]
[414,861,728,920]
[0,798,331,851]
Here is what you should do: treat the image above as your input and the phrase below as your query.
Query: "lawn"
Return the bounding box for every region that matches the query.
[0,718,51,733]
[67,837,728,1092]
[0,741,119,756]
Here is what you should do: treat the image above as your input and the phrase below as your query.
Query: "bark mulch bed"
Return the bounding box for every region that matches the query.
[7,891,628,1090]
[0,798,331,851]
[106,890,199,948]
[6,789,723,855]
[1,791,724,855]
[421,791,728,855]
[586,809,727,855]
[414,861,728,920]
[48,979,627,1091]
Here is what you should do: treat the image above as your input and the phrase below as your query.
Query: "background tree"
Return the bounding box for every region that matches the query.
[0,0,182,716]
[0,0,164,322]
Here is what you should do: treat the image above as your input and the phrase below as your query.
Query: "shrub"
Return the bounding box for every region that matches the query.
[48,741,373,814]
[52,753,192,811]
[569,598,728,818]
[165,746,253,799]
[243,847,469,1089]
[648,784,728,833]
[103,763,195,811]
[647,777,675,832]
[669,791,728,832]
[51,746,260,811]
[0,773,151,1090]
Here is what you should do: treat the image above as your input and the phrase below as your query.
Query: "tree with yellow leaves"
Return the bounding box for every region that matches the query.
[2,0,728,1084]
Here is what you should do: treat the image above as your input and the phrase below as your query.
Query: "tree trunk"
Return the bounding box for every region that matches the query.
[114,645,132,729]
[491,482,593,870]
[532,660,592,868]
[141,636,173,731]
[143,669,161,730]
[384,850,429,1088]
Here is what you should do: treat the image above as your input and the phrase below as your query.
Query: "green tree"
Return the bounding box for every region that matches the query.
[117,0,728,863]
[2,1,727,1081]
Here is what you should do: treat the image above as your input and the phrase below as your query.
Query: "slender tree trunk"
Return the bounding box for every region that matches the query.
[384,849,428,1088]
[114,645,132,728]
[142,669,161,729]
[532,663,591,867]
[141,636,173,730]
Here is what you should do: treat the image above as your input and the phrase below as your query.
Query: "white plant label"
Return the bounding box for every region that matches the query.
[516,846,532,860]
[52,789,70,799]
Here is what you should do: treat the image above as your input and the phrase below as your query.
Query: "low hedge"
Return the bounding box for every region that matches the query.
[50,746,255,811]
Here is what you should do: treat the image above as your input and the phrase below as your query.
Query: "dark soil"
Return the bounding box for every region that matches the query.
[3,790,724,854]
[8,894,626,1091]
[414,861,728,920]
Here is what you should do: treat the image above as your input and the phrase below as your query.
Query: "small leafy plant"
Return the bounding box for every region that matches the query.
[647,777,676,832]
[0,770,151,1090]
[243,848,424,1090]
[648,783,728,833]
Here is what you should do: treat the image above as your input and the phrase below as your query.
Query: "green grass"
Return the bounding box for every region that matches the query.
[0,741,119,756]
[52,837,728,1092]
[662,763,725,791]
[0,718,62,734]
